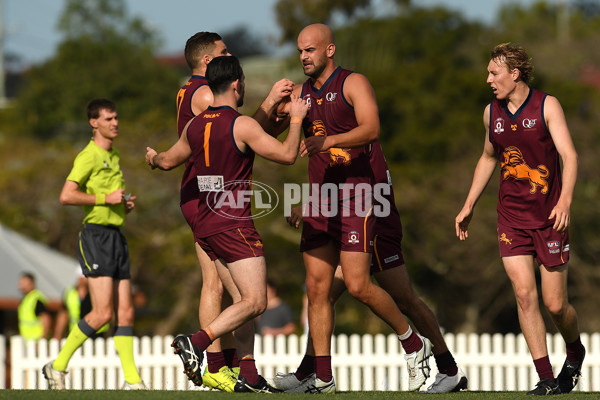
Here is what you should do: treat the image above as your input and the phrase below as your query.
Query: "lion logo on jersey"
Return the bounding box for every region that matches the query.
[312,120,351,166]
[499,233,512,245]
[500,146,549,194]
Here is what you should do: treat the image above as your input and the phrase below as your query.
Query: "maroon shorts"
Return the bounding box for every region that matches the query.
[180,199,198,230]
[196,227,265,263]
[300,212,374,253]
[497,222,570,268]
[370,234,405,274]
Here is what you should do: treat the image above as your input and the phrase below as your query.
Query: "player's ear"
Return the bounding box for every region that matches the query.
[89,118,98,129]
[326,43,336,58]
[511,68,520,81]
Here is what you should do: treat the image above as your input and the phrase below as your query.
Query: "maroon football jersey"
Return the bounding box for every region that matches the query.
[370,142,402,237]
[176,75,208,206]
[300,67,374,193]
[489,88,562,229]
[187,105,256,236]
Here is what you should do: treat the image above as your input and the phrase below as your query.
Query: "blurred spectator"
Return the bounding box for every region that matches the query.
[17,272,52,341]
[53,269,109,340]
[256,280,296,336]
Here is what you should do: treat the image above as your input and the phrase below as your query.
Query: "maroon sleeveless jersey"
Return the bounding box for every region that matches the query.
[370,141,402,237]
[187,105,256,236]
[489,88,562,229]
[176,75,208,206]
[300,67,374,190]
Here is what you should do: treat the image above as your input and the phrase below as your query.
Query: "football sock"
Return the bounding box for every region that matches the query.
[191,329,213,352]
[239,358,260,385]
[114,326,142,384]
[398,327,423,354]
[533,356,555,381]
[206,351,227,373]
[434,351,458,376]
[315,356,333,382]
[223,348,239,368]
[294,354,315,380]
[565,336,585,363]
[53,319,92,371]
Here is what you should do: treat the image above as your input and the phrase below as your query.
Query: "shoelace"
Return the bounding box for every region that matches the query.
[182,338,201,371]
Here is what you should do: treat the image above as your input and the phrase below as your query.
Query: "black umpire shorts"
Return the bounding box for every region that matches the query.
[77,223,131,279]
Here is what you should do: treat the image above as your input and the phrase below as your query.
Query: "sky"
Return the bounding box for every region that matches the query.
[2,0,542,68]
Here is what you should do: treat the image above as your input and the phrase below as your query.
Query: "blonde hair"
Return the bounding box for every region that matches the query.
[490,43,534,84]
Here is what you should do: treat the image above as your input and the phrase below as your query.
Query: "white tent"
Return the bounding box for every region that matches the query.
[0,223,80,303]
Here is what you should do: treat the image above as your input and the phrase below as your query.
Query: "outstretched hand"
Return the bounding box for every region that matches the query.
[455,207,473,241]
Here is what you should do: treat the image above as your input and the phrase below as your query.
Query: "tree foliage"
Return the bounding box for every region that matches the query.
[15,0,179,139]
[0,0,599,336]
[221,26,268,58]
[275,0,372,44]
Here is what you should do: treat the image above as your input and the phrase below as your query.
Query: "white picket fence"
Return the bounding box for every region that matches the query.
[7,332,600,391]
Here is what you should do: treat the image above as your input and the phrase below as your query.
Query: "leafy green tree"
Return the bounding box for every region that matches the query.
[15,0,180,139]
[221,26,268,58]
[275,0,372,44]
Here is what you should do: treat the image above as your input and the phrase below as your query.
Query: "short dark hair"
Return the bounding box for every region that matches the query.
[21,272,35,282]
[87,98,116,119]
[185,32,223,70]
[207,56,243,95]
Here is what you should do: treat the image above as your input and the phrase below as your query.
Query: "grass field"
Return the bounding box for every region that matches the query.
[1,390,599,400]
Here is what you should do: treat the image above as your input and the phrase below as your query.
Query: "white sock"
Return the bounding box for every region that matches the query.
[397,326,413,341]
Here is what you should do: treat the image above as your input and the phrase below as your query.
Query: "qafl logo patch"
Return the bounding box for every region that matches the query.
[348,231,360,244]
[494,118,505,134]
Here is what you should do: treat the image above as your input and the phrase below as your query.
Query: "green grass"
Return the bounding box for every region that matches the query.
[1,391,599,400]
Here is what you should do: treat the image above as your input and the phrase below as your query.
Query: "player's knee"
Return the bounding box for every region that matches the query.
[202,275,224,295]
[250,296,267,317]
[544,299,566,318]
[514,288,537,311]
[346,281,371,302]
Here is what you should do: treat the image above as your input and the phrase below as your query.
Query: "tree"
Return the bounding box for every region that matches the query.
[221,26,268,58]
[58,0,160,49]
[14,0,179,139]
[275,0,372,44]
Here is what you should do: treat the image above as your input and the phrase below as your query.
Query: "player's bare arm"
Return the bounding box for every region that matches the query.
[544,95,578,233]
[301,73,380,157]
[146,119,193,170]
[236,95,308,164]
[455,105,498,240]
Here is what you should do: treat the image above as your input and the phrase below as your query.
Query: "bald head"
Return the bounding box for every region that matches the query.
[298,24,335,46]
[297,24,336,80]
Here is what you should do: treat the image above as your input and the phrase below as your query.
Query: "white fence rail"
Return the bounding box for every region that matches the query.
[7,332,600,391]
